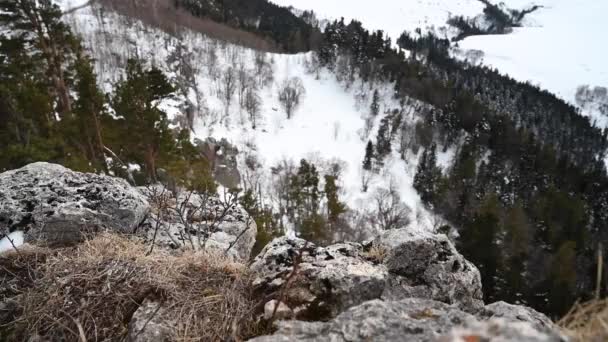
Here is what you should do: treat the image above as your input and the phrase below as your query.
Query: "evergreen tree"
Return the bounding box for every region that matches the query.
[110,59,176,181]
[363,141,374,171]
[375,116,392,161]
[324,174,347,226]
[459,194,502,303]
[370,89,380,116]
[0,0,78,117]
[414,143,441,205]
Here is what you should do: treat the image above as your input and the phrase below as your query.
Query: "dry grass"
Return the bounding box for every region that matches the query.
[0,234,264,341]
[362,244,388,264]
[558,299,608,342]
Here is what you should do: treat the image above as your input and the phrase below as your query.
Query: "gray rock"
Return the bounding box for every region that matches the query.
[249,298,566,342]
[440,318,566,342]
[249,298,477,342]
[373,229,483,310]
[481,301,560,336]
[250,237,387,320]
[127,300,173,342]
[264,300,293,320]
[0,163,149,246]
[139,187,257,261]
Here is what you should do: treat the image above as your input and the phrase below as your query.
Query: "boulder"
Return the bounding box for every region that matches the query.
[440,318,565,342]
[139,187,257,261]
[251,230,485,320]
[250,237,387,320]
[480,301,560,336]
[0,163,149,247]
[249,298,476,342]
[249,298,566,342]
[373,229,483,310]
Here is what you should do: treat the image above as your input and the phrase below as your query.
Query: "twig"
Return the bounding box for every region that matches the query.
[270,241,309,323]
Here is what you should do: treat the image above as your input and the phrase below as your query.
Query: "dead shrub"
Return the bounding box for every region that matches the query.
[1,234,263,341]
[558,299,608,342]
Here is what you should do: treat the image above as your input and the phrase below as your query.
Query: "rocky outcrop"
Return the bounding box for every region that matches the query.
[373,228,483,310]
[250,237,387,320]
[139,187,257,261]
[251,229,482,320]
[0,162,149,247]
[249,298,566,342]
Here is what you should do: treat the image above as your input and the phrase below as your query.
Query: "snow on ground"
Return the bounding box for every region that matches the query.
[0,231,24,254]
[55,0,90,11]
[271,0,485,41]
[64,2,441,234]
[455,0,608,127]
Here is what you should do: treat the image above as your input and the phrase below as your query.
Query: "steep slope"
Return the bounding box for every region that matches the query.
[456,0,608,127]
[273,0,608,127]
[61,1,442,236]
[272,0,485,41]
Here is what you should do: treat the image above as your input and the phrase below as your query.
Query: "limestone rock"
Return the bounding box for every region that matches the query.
[127,300,173,342]
[480,301,560,336]
[250,237,387,320]
[249,298,566,342]
[373,229,483,310]
[264,300,293,320]
[0,163,149,247]
[440,318,566,342]
[249,298,477,342]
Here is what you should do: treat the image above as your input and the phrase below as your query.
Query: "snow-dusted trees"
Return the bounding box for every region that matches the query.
[278,77,306,119]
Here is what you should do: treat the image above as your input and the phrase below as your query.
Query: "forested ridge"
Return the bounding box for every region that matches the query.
[1,0,607,319]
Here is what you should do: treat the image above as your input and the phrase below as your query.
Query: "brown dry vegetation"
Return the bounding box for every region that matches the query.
[97,0,278,52]
[0,234,264,341]
[559,299,608,342]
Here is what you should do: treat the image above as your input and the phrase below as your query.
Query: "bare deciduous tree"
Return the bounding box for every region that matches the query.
[244,86,262,129]
[278,77,306,119]
[219,67,237,121]
[373,184,411,230]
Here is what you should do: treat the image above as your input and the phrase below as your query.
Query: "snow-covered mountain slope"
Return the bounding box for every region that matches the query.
[273,0,608,128]
[273,0,485,41]
[62,1,443,235]
[455,0,608,127]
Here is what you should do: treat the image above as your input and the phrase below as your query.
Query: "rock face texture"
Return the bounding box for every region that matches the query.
[373,228,483,310]
[249,298,566,342]
[139,187,257,261]
[251,229,482,320]
[127,300,172,342]
[480,301,560,336]
[251,237,387,320]
[0,162,149,246]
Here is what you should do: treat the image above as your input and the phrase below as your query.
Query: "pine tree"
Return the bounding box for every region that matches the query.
[370,89,380,116]
[375,116,392,161]
[0,0,78,117]
[363,141,374,171]
[110,59,176,181]
[324,174,347,225]
[413,143,441,205]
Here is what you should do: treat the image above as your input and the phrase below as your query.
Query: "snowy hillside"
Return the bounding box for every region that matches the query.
[272,0,608,128]
[61,1,442,235]
[272,0,485,41]
[456,0,608,127]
